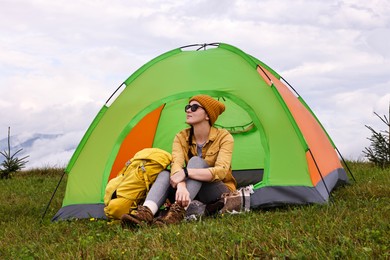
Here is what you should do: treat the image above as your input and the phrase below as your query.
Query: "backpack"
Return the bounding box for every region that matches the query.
[103,148,172,219]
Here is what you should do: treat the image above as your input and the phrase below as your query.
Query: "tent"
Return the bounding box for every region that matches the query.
[53,43,349,221]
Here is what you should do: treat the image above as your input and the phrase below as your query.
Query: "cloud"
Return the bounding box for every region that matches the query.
[318,87,389,159]
[0,0,389,167]
[24,131,84,168]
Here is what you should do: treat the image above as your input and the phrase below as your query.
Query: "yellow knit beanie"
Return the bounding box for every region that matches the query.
[189,95,225,125]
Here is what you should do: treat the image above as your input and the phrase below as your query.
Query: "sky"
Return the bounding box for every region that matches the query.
[0,0,389,169]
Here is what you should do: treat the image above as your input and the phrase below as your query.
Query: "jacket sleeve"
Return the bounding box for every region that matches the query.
[208,132,234,182]
[170,133,187,176]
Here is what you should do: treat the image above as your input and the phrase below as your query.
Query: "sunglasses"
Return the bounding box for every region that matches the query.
[185,104,204,112]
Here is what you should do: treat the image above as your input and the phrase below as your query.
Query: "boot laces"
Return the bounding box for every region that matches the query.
[170,203,184,214]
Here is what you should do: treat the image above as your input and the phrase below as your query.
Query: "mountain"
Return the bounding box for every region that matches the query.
[0,133,61,151]
[0,133,65,167]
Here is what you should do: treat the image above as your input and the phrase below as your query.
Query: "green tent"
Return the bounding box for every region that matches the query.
[53,43,349,220]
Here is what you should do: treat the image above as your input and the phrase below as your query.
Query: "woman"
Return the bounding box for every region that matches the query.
[121,94,236,227]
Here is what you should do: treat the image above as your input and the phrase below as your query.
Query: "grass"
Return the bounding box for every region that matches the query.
[0,162,389,259]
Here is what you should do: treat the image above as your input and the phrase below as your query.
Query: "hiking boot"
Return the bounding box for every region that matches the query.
[205,198,225,216]
[219,190,243,214]
[219,186,252,214]
[153,203,185,226]
[185,200,206,221]
[121,205,154,228]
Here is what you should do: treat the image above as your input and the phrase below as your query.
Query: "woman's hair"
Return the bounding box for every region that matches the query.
[187,126,194,159]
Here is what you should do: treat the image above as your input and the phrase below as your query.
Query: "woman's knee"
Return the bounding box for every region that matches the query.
[155,170,170,182]
[187,156,209,169]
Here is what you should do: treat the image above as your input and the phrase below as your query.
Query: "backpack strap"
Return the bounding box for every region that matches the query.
[140,160,152,191]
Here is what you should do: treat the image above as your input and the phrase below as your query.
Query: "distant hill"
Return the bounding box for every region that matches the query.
[0,133,63,165]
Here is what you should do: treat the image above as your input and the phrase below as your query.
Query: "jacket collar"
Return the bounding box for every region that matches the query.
[208,127,219,141]
[188,126,218,144]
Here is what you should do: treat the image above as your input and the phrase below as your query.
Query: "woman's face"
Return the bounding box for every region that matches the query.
[185,101,209,125]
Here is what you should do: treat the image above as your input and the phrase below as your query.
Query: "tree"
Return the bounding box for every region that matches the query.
[363,103,390,168]
[0,127,29,179]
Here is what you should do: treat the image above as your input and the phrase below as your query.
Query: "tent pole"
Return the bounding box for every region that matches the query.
[335,147,356,182]
[280,76,300,96]
[41,170,66,221]
[105,83,126,105]
[308,149,333,202]
[257,65,273,83]
[180,43,220,51]
[282,76,356,182]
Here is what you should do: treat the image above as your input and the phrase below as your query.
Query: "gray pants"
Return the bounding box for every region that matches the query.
[145,157,229,209]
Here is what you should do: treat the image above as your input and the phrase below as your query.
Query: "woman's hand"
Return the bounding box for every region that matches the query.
[175,183,190,208]
[170,169,186,188]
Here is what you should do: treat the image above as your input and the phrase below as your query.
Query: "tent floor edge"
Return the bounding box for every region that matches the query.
[315,167,349,200]
[249,167,349,209]
[52,204,107,221]
[250,185,327,209]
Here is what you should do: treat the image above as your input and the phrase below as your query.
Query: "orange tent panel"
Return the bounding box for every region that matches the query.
[258,65,342,185]
[108,105,164,180]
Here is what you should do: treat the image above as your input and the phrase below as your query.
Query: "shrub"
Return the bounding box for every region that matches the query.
[0,127,29,179]
[363,104,390,168]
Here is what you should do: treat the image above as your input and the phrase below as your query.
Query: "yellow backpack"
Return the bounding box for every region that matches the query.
[103,148,172,219]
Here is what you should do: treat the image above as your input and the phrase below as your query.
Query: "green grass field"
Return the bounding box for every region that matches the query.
[0,162,389,259]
